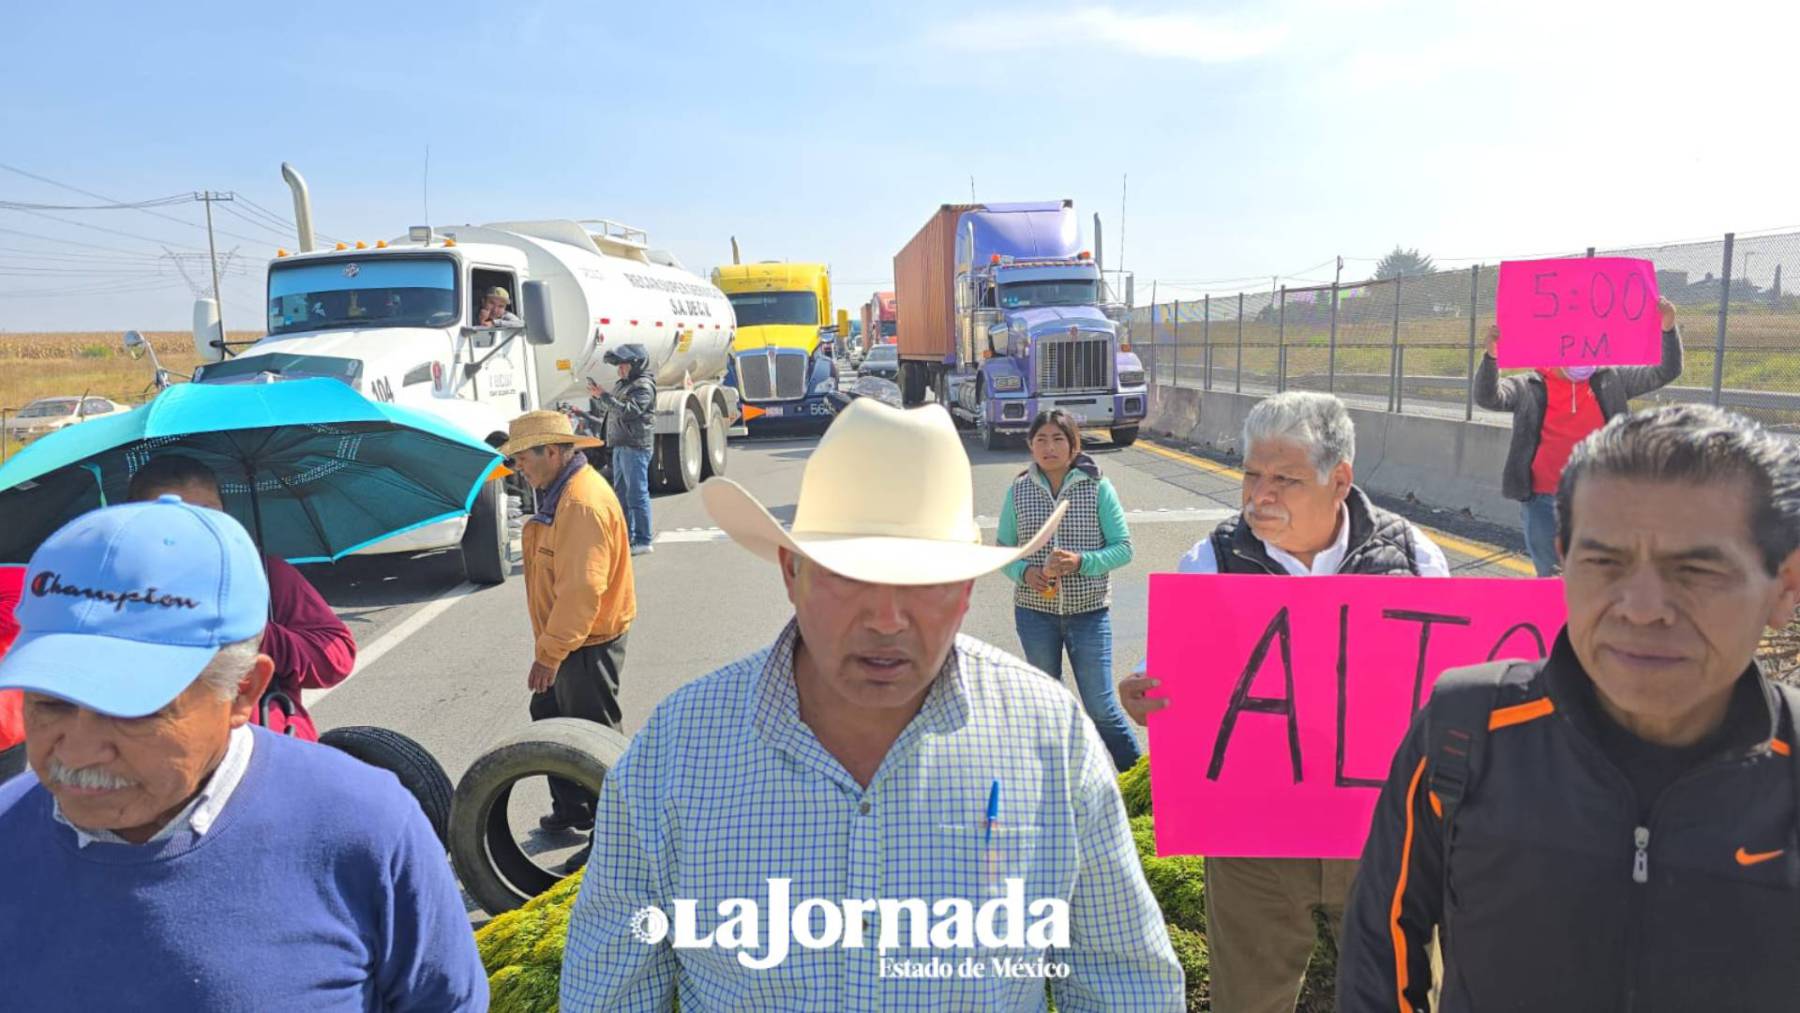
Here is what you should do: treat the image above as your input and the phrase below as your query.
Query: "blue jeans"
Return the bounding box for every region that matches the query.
[612,447,653,548]
[1013,606,1144,772]
[1520,493,1559,577]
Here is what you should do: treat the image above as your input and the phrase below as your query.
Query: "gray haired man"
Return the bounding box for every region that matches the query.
[1120,391,1448,1013]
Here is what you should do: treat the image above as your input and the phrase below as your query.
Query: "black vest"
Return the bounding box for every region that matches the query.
[1208,486,1418,576]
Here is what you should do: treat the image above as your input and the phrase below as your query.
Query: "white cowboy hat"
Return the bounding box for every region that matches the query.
[702,399,1066,585]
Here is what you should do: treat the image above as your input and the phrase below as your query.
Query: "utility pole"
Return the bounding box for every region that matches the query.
[196,191,236,348]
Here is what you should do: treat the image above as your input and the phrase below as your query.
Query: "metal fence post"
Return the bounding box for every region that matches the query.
[1395,346,1406,413]
[1465,265,1480,421]
[1390,275,1403,412]
[1714,232,1735,406]
[1202,294,1212,391]
[1235,292,1245,394]
[1277,286,1288,392]
[1172,299,1181,389]
[1328,280,1340,393]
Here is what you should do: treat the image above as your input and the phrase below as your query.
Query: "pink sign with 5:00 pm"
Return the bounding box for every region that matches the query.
[1495,257,1662,368]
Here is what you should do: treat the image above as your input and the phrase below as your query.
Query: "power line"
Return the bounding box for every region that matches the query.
[8,207,209,252]
[0,195,194,211]
[0,163,273,248]
[0,224,174,258]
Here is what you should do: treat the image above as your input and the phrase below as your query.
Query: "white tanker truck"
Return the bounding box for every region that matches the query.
[183,163,739,585]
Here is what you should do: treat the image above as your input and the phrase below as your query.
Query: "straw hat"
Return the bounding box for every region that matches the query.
[497,410,600,458]
[702,399,1066,585]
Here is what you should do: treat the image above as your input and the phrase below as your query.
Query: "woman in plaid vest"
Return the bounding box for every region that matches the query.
[996,410,1141,771]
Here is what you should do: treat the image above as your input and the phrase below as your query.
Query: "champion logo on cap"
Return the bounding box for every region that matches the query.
[0,495,270,718]
[29,570,202,612]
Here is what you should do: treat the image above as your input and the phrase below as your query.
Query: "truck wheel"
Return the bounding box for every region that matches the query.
[701,404,729,479]
[975,389,1007,451]
[319,725,454,848]
[901,362,927,407]
[1111,425,1140,447]
[448,718,630,914]
[652,409,702,493]
[461,478,509,585]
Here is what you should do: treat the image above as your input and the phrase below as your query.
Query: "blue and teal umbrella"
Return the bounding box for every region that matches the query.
[0,377,503,565]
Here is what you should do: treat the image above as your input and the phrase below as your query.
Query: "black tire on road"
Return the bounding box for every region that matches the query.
[901,361,927,407]
[1111,425,1140,447]
[461,478,509,585]
[448,718,631,915]
[651,409,702,493]
[976,388,1007,451]
[0,743,25,782]
[319,725,454,848]
[701,403,728,479]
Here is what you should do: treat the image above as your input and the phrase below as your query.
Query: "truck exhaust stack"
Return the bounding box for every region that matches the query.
[280,162,315,253]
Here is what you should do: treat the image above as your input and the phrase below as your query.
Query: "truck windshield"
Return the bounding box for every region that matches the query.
[267,257,459,335]
[998,280,1099,308]
[728,292,819,327]
[879,320,897,337]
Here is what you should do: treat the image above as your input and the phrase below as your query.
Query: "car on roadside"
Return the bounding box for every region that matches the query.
[5,396,126,443]
[860,343,898,381]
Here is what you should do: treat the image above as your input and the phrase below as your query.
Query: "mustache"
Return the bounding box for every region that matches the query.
[45,758,138,791]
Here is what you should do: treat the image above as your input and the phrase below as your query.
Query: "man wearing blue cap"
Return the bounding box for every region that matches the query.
[0,497,487,1011]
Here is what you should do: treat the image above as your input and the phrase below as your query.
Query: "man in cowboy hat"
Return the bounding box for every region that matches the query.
[560,400,1184,1011]
[477,286,520,328]
[500,410,635,870]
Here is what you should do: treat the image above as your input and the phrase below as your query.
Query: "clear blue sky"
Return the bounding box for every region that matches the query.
[4,0,1793,331]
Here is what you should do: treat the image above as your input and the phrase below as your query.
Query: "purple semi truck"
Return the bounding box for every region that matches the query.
[893,200,1146,448]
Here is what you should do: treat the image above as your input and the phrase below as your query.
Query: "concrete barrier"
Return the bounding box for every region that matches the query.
[1144,384,1519,526]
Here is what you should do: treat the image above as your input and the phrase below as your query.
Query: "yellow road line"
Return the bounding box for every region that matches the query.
[1133,439,1538,576]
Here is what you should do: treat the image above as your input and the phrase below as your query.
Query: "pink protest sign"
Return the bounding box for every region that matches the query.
[1145,574,1566,859]
[1495,257,1662,368]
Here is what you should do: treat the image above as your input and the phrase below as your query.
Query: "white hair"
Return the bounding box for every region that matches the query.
[1242,391,1356,482]
[194,634,264,701]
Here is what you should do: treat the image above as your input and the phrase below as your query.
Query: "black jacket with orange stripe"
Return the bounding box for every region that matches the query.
[1338,633,1800,1012]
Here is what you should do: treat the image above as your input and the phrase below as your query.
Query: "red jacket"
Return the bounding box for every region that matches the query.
[259,556,357,741]
[0,566,24,752]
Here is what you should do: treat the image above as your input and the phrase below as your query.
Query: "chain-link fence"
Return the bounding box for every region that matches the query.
[1132,229,1800,432]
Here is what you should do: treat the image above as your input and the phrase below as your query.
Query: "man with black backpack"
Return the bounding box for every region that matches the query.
[1340,404,1800,1012]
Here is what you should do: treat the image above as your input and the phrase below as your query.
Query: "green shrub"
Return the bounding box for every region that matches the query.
[476,868,586,1012]
[1118,753,1152,818]
[1130,814,1208,934]
[1166,922,1211,1011]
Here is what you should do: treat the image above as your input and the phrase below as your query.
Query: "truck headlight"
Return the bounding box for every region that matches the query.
[1118,369,1146,387]
[992,375,1023,392]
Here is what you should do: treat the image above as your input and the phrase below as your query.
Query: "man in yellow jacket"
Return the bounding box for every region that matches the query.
[499,410,637,872]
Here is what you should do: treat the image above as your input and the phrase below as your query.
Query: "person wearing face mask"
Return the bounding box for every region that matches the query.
[1476,297,1683,576]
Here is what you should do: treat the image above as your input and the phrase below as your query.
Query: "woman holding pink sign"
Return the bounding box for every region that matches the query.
[1476,295,1682,576]
[996,409,1142,772]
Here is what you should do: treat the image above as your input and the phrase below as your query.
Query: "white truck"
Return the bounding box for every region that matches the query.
[183,163,739,585]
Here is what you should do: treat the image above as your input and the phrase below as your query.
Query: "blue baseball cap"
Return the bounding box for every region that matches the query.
[0,495,269,718]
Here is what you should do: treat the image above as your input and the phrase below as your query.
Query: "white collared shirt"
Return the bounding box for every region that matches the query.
[51,724,255,848]
[1176,504,1451,578]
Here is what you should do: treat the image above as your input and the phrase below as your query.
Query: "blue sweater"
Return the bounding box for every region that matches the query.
[0,727,487,1012]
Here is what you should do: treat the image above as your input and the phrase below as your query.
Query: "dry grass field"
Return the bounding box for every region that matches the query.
[0,331,259,460]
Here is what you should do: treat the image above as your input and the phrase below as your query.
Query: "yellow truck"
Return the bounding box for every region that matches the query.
[712,260,841,431]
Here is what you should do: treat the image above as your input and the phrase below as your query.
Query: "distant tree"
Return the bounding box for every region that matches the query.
[1374,246,1436,280]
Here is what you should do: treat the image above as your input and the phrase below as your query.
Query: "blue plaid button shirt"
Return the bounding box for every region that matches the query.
[561,620,1184,1011]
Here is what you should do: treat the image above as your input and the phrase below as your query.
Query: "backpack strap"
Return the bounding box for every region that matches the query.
[1425,660,1533,829]
[1774,682,1800,832]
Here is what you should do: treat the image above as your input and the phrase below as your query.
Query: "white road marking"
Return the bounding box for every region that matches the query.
[653,507,1236,545]
[304,581,482,708]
